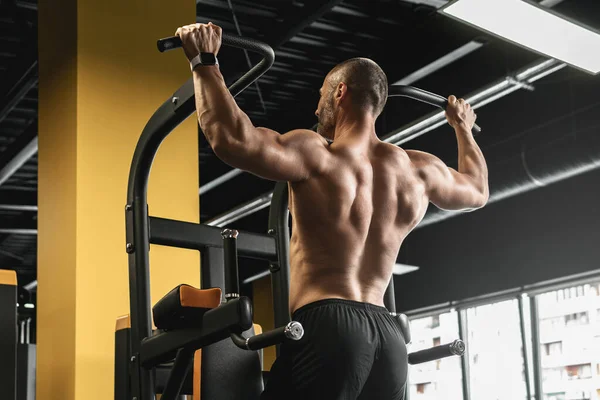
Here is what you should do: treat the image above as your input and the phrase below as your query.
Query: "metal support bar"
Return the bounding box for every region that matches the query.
[457,309,471,400]
[393,40,484,86]
[0,59,37,125]
[267,182,291,357]
[149,217,276,260]
[0,190,37,209]
[0,123,38,188]
[199,169,244,195]
[160,348,194,400]
[518,295,533,400]
[530,296,543,400]
[0,218,37,235]
[201,247,225,301]
[271,0,344,49]
[205,191,273,227]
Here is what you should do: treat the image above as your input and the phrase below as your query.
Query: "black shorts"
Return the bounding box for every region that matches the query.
[261,298,408,400]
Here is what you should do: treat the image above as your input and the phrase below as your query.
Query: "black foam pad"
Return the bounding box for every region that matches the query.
[153,284,221,330]
[201,326,264,400]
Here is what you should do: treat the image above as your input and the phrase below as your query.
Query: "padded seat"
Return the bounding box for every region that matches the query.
[153,285,222,330]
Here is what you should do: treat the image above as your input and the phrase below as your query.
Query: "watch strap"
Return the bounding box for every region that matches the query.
[190,53,219,71]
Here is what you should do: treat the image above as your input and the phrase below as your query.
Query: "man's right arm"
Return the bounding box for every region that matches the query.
[407,96,489,211]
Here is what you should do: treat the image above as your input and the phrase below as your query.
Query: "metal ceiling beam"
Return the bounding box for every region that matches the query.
[0,121,38,188]
[0,59,37,125]
[0,248,24,261]
[401,0,448,8]
[0,221,36,235]
[0,204,37,212]
[392,40,485,86]
[539,0,566,6]
[271,0,345,49]
[0,189,36,206]
[204,191,273,227]
[383,59,566,146]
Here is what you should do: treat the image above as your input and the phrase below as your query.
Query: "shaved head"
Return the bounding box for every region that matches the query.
[315,58,388,139]
[327,58,388,117]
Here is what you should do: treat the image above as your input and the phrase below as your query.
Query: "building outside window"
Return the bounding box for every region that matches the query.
[407,311,463,400]
[537,282,600,400]
[466,299,529,400]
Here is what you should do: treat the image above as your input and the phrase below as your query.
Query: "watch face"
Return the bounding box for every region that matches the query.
[200,52,217,65]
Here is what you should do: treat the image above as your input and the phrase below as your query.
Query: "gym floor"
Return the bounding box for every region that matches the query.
[1,1,600,399]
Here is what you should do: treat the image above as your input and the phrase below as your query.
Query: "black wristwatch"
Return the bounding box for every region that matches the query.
[190,52,219,71]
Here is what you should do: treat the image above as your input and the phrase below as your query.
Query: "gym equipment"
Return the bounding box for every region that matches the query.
[0,269,17,400]
[388,85,482,134]
[115,31,466,400]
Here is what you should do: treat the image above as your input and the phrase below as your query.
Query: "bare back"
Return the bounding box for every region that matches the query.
[288,138,428,313]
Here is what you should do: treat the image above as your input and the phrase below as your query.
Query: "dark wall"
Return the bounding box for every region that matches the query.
[394,167,600,313]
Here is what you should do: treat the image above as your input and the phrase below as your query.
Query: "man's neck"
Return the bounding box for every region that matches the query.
[332,113,378,145]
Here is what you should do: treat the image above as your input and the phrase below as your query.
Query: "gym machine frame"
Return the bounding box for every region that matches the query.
[121,34,285,400]
[119,32,466,400]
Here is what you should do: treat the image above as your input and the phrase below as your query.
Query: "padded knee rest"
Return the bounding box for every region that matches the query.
[153,285,222,330]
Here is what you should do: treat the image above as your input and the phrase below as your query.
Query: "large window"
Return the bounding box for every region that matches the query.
[408,311,464,400]
[537,283,600,400]
[466,299,529,400]
[406,278,600,400]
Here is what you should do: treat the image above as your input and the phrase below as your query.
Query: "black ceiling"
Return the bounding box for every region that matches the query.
[1,0,600,290]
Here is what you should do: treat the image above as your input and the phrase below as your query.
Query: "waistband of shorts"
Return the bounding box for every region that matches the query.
[292,298,390,319]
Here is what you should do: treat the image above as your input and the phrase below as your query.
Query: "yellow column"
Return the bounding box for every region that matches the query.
[38,0,198,399]
[253,277,276,370]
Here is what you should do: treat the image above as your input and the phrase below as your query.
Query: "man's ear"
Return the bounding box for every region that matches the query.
[335,82,348,102]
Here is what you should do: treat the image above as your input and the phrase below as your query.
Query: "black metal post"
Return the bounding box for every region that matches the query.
[0,273,17,400]
[518,296,533,400]
[161,348,194,400]
[530,296,543,400]
[201,247,225,300]
[222,229,240,301]
[114,323,131,400]
[457,310,471,400]
[384,277,396,314]
[267,182,291,356]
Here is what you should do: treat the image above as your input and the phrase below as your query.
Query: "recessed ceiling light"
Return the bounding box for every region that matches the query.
[440,0,600,74]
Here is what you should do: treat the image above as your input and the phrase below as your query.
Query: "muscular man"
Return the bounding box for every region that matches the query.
[177,22,488,400]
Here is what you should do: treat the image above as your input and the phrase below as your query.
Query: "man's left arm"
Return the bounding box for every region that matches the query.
[177,23,327,182]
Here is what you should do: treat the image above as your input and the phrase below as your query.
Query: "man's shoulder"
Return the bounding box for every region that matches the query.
[282,129,330,150]
[375,141,410,164]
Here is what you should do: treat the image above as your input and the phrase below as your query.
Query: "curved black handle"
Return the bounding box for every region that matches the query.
[389,85,482,134]
[157,34,275,98]
[408,339,466,365]
[231,321,304,351]
[157,36,183,52]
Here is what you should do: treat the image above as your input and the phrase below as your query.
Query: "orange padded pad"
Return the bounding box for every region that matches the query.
[180,286,221,309]
[114,314,156,332]
[193,349,202,400]
[153,285,223,330]
[0,269,17,286]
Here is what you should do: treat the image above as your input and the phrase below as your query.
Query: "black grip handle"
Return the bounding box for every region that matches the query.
[221,229,240,301]
[231,321,304,351]
[157,36,183,52]
[157,33,275,99]
[388,85,482,134]
[408,339,466,365]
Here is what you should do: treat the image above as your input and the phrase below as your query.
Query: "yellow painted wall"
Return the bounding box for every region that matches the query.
[253,276,276,370]
[38,0,198,398]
